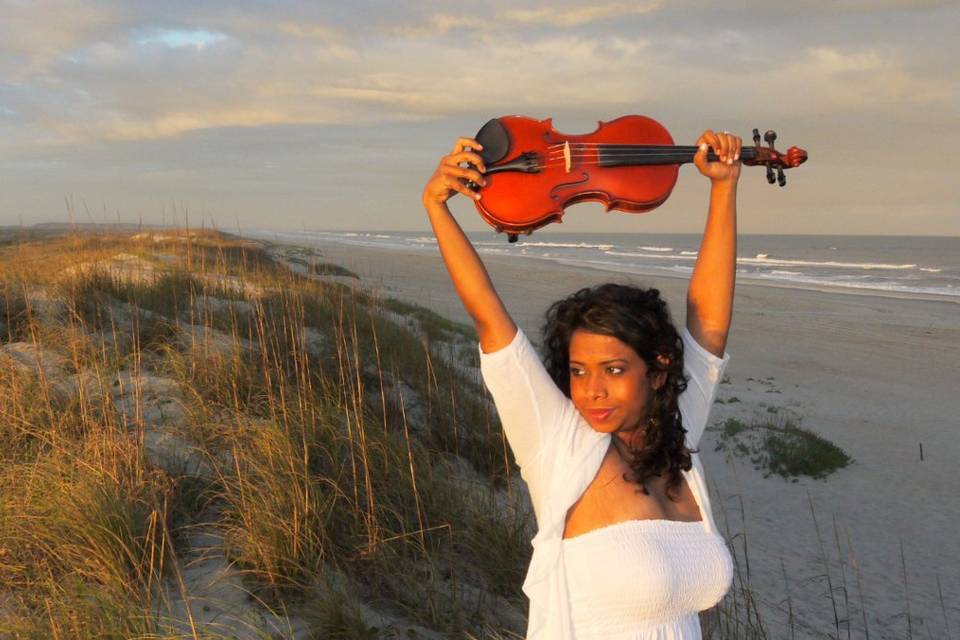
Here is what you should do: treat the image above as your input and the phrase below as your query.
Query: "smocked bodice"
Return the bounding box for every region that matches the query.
[562,518,733,639]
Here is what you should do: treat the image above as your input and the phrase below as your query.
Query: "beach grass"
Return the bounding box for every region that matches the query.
[712,416,853,481]
[0,228,912,638]
[0,229,530,638]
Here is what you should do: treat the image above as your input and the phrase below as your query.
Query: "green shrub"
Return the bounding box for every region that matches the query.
[713,416,852,480]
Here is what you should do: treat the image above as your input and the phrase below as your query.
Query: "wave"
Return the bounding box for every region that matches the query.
[769,269,803,276]
[605,250,695,261]
[552,256,694,275]
[545,256,957,299]
[514,241,615,250]
[746,271,958,298]
[638,246,673,252]
[738,255,918,270]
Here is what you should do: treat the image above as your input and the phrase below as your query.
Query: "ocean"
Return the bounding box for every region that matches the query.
[246,229,960,302]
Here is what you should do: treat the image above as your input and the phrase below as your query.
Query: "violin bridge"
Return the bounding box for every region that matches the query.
[563,141,571,173]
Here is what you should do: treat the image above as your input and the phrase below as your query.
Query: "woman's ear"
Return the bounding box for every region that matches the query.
[652,354,670,390]
[652,371,668,390]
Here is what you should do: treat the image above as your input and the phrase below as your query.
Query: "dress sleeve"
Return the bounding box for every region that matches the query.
[478,328,575,473]
[679,327,730,449]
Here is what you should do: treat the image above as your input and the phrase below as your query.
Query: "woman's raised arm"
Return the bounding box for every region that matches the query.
[422,137,517,353]
[686,130,742,358]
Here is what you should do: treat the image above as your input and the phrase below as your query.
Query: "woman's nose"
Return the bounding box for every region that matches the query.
[587,376,607,399]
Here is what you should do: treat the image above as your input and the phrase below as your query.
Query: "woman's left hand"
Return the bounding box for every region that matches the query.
[693,130,741,184]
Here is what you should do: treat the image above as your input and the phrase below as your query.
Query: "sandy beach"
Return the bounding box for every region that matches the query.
[295,238,960,638]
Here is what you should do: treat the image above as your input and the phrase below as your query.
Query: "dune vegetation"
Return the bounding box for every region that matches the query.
[712,416,853,481]
[0,228,846,639]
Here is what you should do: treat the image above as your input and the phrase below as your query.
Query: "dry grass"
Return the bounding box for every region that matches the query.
[0,228,527,638]
[0,228,935,639]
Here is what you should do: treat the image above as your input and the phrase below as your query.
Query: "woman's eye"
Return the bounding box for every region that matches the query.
[607,367,623,375]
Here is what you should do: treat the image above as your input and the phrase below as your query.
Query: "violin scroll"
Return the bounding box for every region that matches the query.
[746,127,808,187]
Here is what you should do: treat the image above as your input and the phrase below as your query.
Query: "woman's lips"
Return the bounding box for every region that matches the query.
[586,409,613,421]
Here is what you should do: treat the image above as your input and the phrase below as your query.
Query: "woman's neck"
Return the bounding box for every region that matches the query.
[612,427,643,457]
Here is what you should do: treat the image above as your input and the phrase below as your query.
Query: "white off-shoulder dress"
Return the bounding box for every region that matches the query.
[479,327,733,640]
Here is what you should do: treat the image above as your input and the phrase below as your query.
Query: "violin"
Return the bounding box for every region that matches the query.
[471,115,807,242]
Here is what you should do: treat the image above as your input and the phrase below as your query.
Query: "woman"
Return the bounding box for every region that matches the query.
[422,129,741,639]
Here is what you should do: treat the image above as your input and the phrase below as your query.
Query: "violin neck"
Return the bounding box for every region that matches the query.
[596,145,758,167]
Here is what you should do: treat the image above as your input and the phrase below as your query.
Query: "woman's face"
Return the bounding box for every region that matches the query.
[568,329,661,439]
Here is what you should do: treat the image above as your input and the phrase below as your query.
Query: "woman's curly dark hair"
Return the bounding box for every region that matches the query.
[541,283,692,500]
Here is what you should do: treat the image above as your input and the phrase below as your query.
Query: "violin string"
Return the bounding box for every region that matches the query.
[539,153,713,164]
[545,148,755,156]
[544,145,749,152]
[531,158,690,170]
[544,144,707,152]
[539,156,699,164]
[543,144,755,154]
[544,149,713,156]
[541,151,755,161]
[545,152,710,158]
[537,157,724,166]
[544,142,701,147]
[532,151,760,170]
[544,142,752,149]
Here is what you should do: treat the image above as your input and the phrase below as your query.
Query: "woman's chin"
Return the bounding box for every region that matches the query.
[584,417,621,433]
[589,424,619,434]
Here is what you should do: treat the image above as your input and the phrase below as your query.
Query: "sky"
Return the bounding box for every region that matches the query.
[0,0,957,236]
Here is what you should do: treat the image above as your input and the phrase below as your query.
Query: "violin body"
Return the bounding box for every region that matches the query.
[473,114,807,241]
[475,115,680,235]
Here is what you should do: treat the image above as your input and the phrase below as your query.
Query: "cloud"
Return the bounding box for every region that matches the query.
[274,21,356,59]
[79,109,308,141]
[391,0,661,36]
[0,0,117,78]
[500,1,662,26]
[131,28,229,51]
[1,1,956,234]
[780,46,953,111]
[1,1,956,149]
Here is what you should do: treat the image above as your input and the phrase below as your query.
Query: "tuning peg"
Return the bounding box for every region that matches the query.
[764,130,777,148]
[777,167,786,187]
[766,165,776,184]
[752,128,761,146]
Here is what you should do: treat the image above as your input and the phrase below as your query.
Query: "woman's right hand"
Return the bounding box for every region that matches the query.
[422,137,488,208]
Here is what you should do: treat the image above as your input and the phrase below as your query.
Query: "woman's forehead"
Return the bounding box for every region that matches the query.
[568,330,638,361]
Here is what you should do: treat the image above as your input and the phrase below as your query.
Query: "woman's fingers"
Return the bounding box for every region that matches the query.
[694,129,741,181]
[443,164,486,185]
[445,150,486,173]
[715,131,729,162]
[423,137,488,206]
[703,130,720,158]
[697,130,722,163]
[700,130,744,165]
[452,137,483,155]
[445,175,481,200]
[719,131,741,164]
[693,130,712,172]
